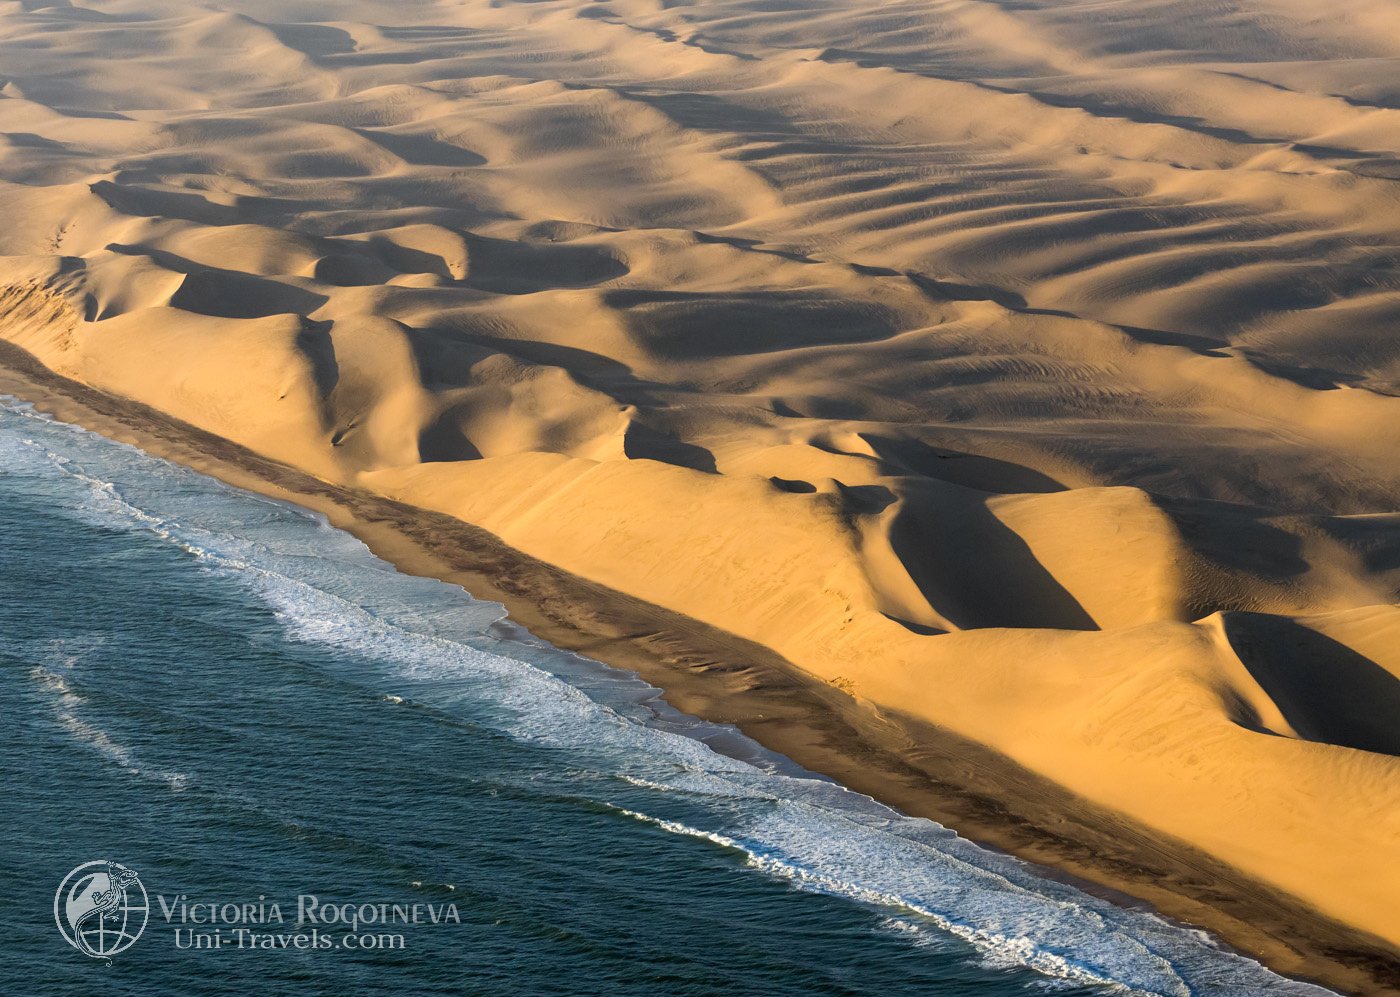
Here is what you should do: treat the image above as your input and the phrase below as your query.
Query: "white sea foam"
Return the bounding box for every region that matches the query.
[0,396,1337,996]
[29,660,190,793]
[610,803,1142,991]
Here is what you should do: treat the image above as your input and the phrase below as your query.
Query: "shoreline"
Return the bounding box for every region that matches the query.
[3,340,1397,996]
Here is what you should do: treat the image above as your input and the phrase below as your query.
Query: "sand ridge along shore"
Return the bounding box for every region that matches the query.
[2,0,1400,987]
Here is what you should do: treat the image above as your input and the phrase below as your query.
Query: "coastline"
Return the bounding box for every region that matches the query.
[4,341,1397,996]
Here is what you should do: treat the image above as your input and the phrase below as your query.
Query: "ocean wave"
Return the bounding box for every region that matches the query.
[610,803,1144,993]
[29,661,190,793]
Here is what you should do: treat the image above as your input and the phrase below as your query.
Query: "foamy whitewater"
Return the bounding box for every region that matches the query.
[0,397,1334,996]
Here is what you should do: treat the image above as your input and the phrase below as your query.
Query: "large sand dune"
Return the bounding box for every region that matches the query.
[3,0,1400,973]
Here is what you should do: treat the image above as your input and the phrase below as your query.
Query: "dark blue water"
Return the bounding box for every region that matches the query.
[0,398,1333,996]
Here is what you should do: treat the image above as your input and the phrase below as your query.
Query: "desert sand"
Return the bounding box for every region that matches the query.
[2,0,1400,988]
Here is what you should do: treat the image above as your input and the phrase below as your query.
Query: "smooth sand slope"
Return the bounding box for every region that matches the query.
[2,0,1400,979]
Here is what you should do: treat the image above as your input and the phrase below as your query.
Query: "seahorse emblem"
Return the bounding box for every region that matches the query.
[63,862,141,964]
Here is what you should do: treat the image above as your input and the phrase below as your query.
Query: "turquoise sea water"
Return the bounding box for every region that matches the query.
[0,397,1334,996]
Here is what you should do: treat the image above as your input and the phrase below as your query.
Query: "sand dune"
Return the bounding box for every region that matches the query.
[3,0,1400,975]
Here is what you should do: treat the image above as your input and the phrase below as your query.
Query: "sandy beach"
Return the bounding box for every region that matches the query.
[3,0,1400,990]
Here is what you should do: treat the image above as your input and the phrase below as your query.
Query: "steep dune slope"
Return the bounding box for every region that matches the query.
[2,0,1400,968]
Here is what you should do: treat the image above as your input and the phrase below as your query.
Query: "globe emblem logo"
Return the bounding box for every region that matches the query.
[55,861,148,963]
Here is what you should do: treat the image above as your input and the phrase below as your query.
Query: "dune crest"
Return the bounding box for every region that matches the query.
[2,0,1400,969]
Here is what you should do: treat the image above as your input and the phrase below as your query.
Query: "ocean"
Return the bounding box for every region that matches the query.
[0,396,1333,996]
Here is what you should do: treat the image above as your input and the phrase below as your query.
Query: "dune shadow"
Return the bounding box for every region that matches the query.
[418,406,482,463]
[295,318,340,398]
[603,289,899,359]
[1223,612,1400,757]
[1314,514,1400,574]
[623,90,799,141]
[839,483,897,514]
[104,244,328,319]
[460,234,629,294]
[1153,496,1310,583]
[353,127,486,169]
[906,271,1234,356]
[263,21,358,57]
[692,230,814,264]
[4,132,71,152]
[91,180,243,227]
[575,8,759,60]
[421,331,667,407]
[1237,351,1368,391]
[888,484,1099,631]
[856,433,1067,494]
[622,421,716,473]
